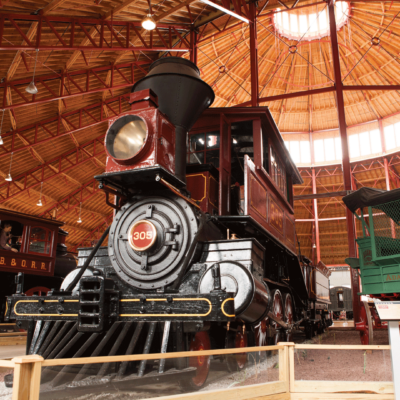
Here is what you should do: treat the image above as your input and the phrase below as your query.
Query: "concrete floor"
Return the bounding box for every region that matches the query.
[0,345,25,360]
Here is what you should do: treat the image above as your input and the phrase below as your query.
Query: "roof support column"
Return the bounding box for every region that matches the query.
[328,0,360,322]
[312,167,320,263]
[190,29,198,65]
[378,119,396,237]
[309,131,320,263]
[378,119,391,190]
[250,2,259,107]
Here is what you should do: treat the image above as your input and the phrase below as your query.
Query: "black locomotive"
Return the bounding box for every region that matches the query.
[5,58,332,391]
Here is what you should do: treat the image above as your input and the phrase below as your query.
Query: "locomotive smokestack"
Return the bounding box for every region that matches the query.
[132,57,215,184]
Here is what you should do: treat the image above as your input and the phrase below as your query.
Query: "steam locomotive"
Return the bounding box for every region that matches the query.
[5,58,332,391]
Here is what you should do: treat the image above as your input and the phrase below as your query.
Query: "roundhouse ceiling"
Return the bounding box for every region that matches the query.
[0,0,399,260]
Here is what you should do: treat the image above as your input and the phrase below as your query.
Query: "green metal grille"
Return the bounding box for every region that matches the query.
[349,199,400,296]
[371,200,400,261]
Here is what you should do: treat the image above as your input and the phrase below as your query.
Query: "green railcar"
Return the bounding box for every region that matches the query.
[344,187,400,300]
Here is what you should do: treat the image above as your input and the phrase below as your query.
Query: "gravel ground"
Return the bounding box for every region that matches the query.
[294,329,392,382]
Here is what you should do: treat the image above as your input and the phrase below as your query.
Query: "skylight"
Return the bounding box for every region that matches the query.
[274,2,349,41]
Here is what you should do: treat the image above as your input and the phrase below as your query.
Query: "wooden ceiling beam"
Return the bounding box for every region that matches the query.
[38,178,103,219]
[6,0,70,81]
[0,135,105,204]
[64,0,195,71]
[70,214,113,251]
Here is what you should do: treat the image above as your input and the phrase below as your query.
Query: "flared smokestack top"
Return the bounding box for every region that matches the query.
[132,57,215,132]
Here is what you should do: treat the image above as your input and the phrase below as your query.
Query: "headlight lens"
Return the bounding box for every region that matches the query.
[106,115,147,160]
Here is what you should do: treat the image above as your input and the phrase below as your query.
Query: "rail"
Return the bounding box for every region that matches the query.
[4,343,395,400]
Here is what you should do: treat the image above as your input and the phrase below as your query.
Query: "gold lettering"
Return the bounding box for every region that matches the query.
[0,257,4,265]
[41,262,46,270]
[11,259,16,266]
[387,274,392,281]
[21,260,26,268]
[31,261,36,269]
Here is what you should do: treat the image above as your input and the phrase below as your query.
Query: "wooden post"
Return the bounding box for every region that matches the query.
[278,342,294,393]
[12,355,43,400]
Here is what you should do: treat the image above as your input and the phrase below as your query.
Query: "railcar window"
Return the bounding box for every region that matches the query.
[337,292,344,308]
[262,129,269,174]
[28,227,51,255]
[231,121,254,185]
[0,220,23,251]
[270,146,287,197]
[187,131,220,168]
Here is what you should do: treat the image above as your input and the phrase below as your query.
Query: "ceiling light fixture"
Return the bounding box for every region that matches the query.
[37,182,43,206]
[142,0,156,30]
[142,14,156,30]
[26,49,39,94]
[0,109,4,146]
[200,0,249,23]
[5,152,13,181]
[77,202,82,223]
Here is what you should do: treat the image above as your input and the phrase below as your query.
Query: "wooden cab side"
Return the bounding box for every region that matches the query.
[0,210,64,277]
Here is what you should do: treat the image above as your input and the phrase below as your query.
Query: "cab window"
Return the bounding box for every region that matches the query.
[28,227,52,255]
[270,146,287,198]
[187,131,220,168]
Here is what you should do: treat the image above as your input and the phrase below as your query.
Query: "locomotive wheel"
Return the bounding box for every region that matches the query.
[270,290,284,345]
[226,330,248,372]
[186,331,211,389]
[283,293,294,342]
[359,301,373,345]
[305,324,313,340]
[254,317,269,347]
[25,287,50,296]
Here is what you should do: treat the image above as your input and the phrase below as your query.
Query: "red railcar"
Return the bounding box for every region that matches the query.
[0,209,76,320]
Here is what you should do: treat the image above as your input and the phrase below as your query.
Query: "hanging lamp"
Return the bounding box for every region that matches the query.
[37,182,43,206]
[5,152,13,181]
[77,202,82,223]
[0,109,4,146]
[142,0,156,30]
[25,49,39,94]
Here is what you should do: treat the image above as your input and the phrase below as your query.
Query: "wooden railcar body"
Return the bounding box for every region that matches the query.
[0,210,76,319]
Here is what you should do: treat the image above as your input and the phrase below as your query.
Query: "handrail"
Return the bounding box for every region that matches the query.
[41,344,285,367]
[6,342,395,400]
[294,344,391,350]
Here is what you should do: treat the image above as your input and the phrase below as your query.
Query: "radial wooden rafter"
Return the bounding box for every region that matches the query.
[0,0,400,256]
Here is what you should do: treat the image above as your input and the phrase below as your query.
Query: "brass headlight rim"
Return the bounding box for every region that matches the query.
[105,114,150,165]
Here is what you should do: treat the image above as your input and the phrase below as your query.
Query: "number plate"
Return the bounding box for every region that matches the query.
[128,220,157,251]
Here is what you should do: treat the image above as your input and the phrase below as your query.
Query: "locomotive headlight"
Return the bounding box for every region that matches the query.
[106,115,148,161]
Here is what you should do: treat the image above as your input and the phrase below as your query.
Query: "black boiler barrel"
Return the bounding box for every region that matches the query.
[131,57,215,184]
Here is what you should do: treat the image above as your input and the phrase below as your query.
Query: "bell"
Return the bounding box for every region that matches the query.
[77,217,82,223]
[0,136,3,146]
[25,81,38,94]
[37,199,43,206]
[5,173,12,181]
